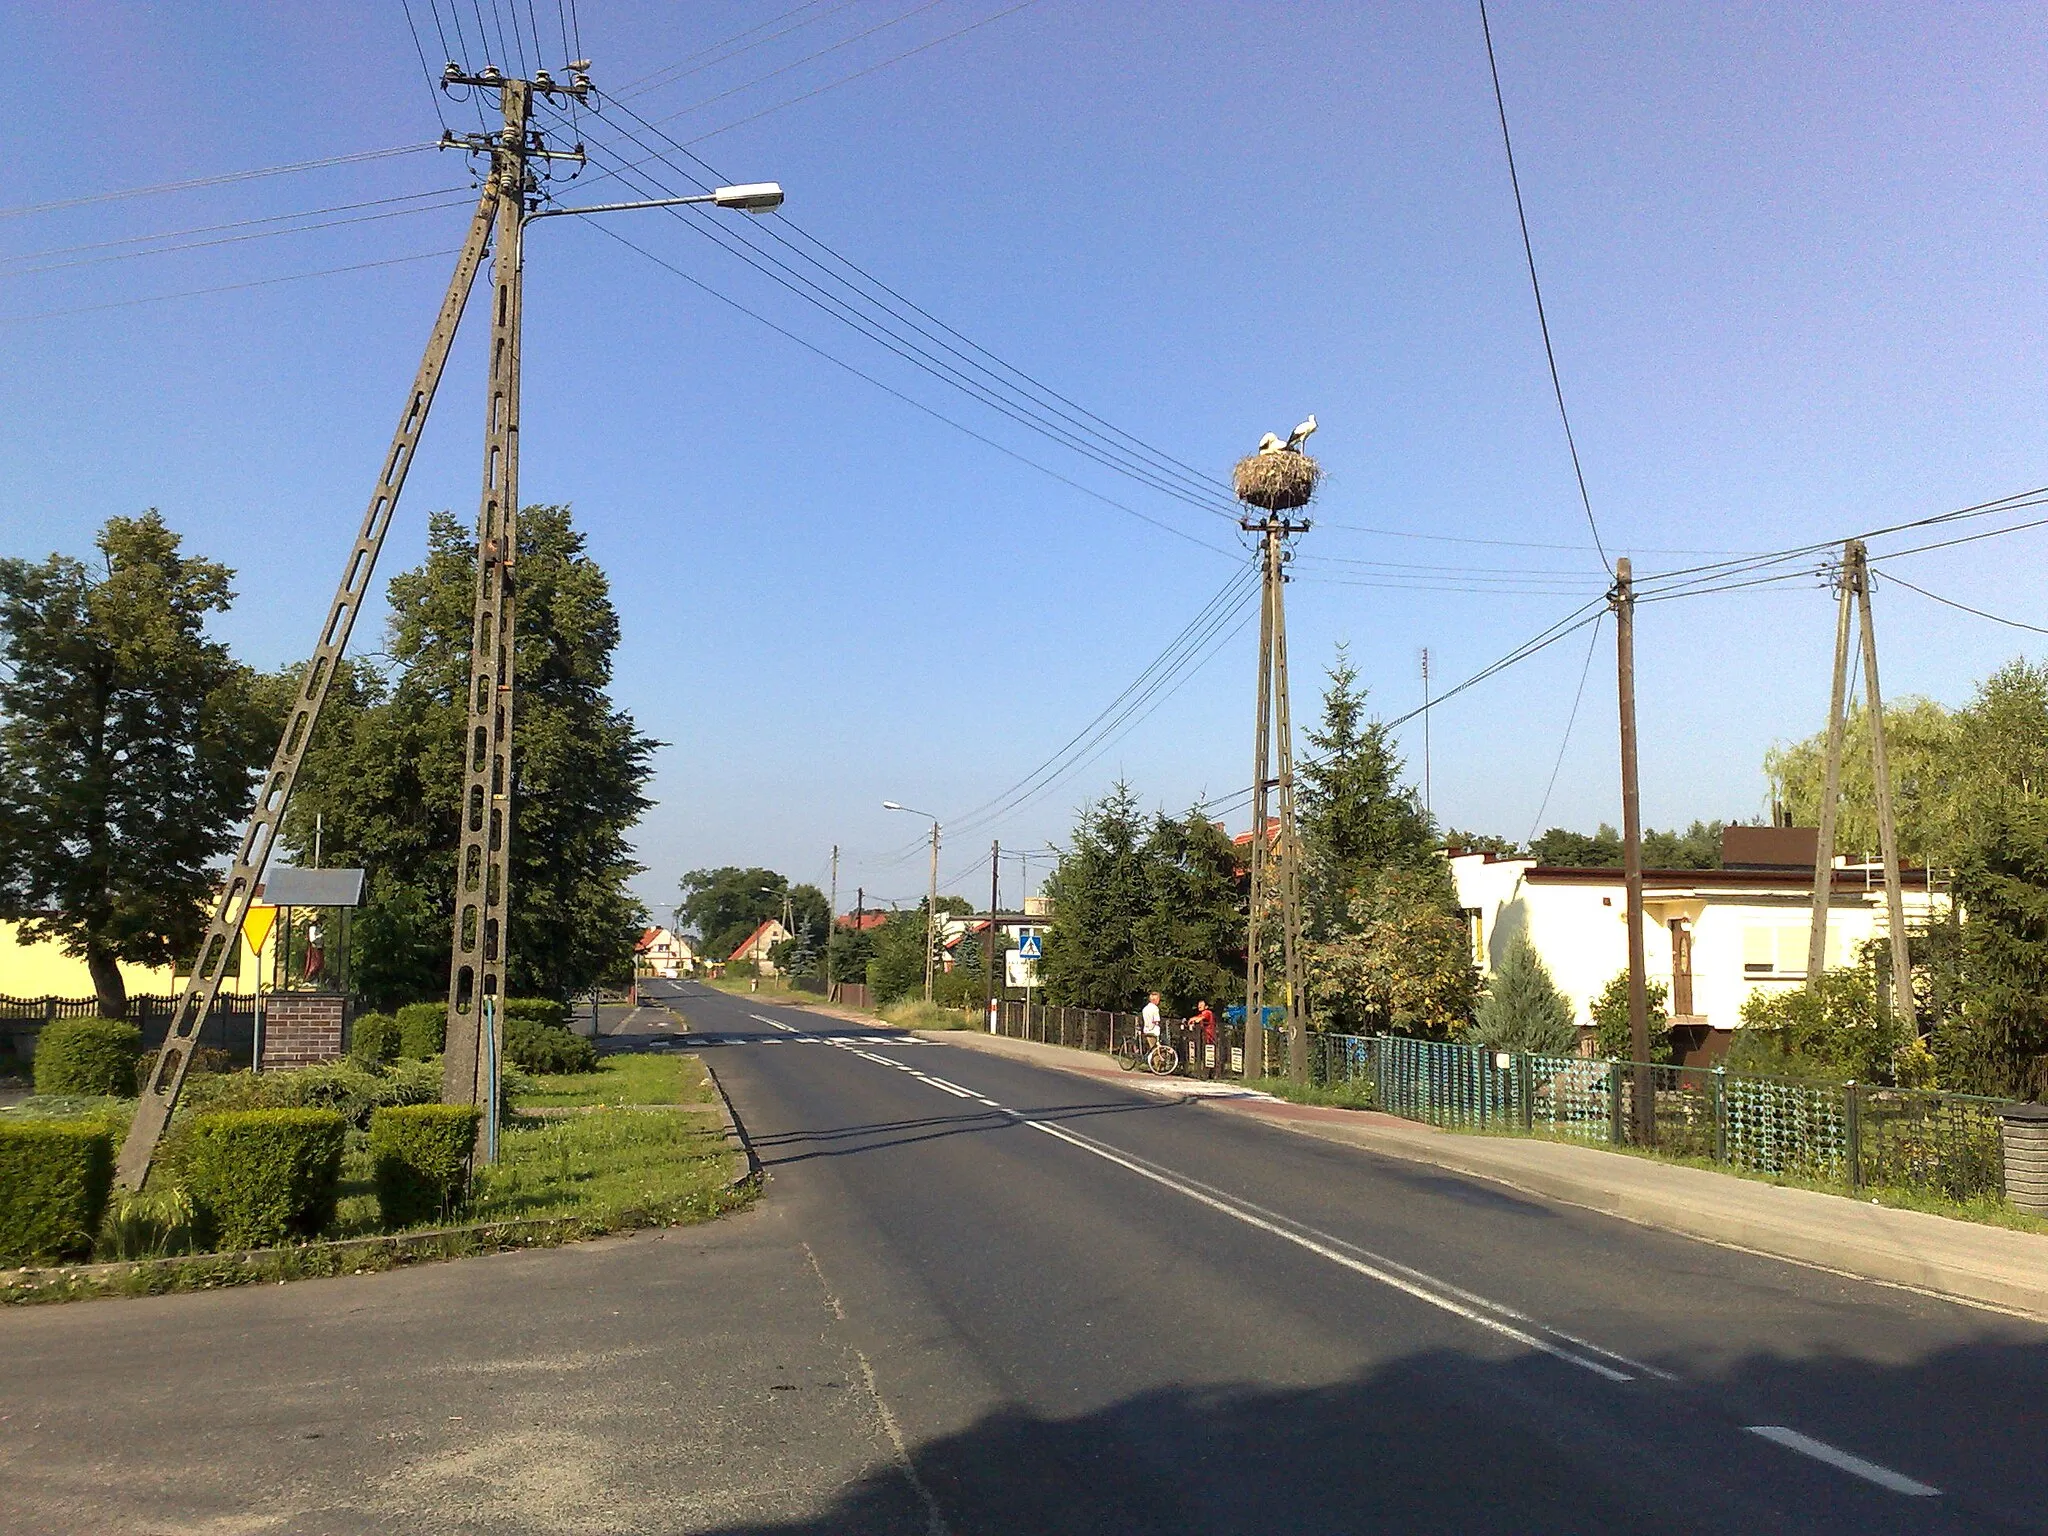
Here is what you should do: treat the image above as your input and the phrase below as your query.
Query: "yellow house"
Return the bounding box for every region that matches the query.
[1,909,277,1003]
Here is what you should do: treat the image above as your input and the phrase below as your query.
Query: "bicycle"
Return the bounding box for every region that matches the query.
[1115,1027,1179,1076]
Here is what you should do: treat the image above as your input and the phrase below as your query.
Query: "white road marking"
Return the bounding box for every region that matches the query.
[1744,1427,1940,1497]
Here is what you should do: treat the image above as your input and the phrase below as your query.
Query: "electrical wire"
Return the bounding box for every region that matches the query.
[562,97,1245,521]
[3,193,477,278]
[1877,572,2048,636]
[558,129,1244,539]
[613,2,861,100]
[1478,0,1612,576]
[582,219,1238,556]
[400,0,453,132]
[0,247,458,325]
[1314,518,1757,558]
[1525,611,1603,841]
[0,145,441,221]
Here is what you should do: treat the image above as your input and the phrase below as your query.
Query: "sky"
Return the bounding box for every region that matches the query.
[3,1,2045,925]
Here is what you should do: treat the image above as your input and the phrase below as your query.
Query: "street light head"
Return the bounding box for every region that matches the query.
[713,182,784,213]
[882,801,903,811]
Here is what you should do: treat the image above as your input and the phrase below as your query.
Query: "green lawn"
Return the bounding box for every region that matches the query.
[513,1052,715,1108]
[1242,1075,1380,1111]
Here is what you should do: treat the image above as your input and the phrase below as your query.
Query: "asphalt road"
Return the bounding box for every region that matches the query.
[646,979,2048,1536]
[3,982,2043,1534]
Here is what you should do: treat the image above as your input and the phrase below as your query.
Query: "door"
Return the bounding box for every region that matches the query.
[1670,919,1694,1016]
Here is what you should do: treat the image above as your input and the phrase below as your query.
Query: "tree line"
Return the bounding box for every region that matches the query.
[0,508,655,1017]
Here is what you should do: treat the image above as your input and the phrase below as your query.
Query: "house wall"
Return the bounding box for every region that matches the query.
[0,918,271,1001]
[1451,854,1945,1031]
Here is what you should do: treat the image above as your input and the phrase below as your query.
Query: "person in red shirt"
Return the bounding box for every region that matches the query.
[1189,1000,1217,1079]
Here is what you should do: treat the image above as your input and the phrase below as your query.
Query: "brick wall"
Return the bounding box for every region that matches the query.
[262,993,346,1070]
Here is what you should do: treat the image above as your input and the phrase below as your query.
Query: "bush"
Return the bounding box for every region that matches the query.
[395,1001,446,1059]
[725,959,759,980]
[177,1058,439,1131]
[97,1183,198,1261]
[370,1103,481,1227]
[33,1017,143,1097]
[348,1011,401,1065]
[0,1120,115,1261]
[181,1107,345,1249]
[1590,971,1674,1064]
[138,1045,237,1088]
[879,998,975,1031]
[1726,966,1908,1083]
[503,1016,599,1075]
[503,997,567,1031]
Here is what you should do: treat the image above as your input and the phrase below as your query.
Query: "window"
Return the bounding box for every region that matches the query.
[1742,925,1809,978]
[1462,908,1484,966]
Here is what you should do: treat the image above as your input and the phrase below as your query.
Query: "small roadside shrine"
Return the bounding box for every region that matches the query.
[250,866,366,1070]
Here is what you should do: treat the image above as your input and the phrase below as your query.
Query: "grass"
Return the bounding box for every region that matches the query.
[512,1052,714,1108]
[879,999,979,1030]
[1242,1075,1380,1111]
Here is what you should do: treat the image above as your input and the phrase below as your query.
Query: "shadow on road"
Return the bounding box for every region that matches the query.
[678,1332,2048,1536]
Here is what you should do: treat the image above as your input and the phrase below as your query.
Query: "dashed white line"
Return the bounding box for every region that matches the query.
[1744,1427,1940,1497]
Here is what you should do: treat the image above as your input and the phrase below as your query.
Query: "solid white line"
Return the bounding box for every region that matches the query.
[1022,1117,1632,1382]
[754,1014,798,1032]
[1745,1427,1940,1496]
[924,1080,978,1099]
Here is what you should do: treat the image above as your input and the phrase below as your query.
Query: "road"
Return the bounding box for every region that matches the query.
[1,981,2042,1534]
[647,979,2048,1535]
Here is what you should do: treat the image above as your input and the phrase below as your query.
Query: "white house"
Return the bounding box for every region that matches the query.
[634,927,697,978]
[727,918,792,975]
[1450,827,1945,1063]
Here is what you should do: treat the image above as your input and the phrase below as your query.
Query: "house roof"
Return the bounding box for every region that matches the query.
[729,919,785,961]
[1522,864,1935,891]
[835,912,889,932]
[635,928,661,952]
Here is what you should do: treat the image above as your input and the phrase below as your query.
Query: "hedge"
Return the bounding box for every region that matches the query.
[503,1016,599,1075]
[0,1121,115,1262]
[348,1011,401,1065]
[33,1017,142,1098]
[370,1103,481,1226]
[395,1001,446,1059]
[181,1108,346,1250]
[504,997,568,1031]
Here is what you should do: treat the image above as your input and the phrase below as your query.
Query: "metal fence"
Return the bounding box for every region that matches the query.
[986,999,1261,1076]
[1297,1030,2011,1202]
[0,993,259,1066]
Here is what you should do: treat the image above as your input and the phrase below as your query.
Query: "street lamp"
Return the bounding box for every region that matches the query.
[524,183,786,225]
[883,802,941,1002]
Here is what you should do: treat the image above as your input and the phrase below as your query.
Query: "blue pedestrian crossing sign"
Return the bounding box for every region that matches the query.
[1017,933,1044,959]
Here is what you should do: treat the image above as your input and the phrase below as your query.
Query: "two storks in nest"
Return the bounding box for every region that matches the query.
[1255,415,1317,456]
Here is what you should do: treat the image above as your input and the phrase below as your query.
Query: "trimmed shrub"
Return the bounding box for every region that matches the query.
[370,1103,481,1226]
[176,1059,439,1132]
[33,1017,143,1098]
[0,1120,115,1261]
[504,997,568,1031]
[396,1001,446,1059]
[181,1108,346,1250]
[503,1016,599,1075]
[348,1011,401,1065]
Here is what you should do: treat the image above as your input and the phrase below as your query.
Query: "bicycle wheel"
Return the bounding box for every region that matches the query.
[1147,1042,1180,1076]
[1114,1036,1142,1071]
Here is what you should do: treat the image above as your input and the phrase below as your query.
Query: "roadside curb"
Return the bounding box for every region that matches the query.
[920,1028,2048,1322]
[701,1056,761,1191]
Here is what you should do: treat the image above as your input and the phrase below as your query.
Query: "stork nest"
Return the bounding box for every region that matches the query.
[1233,451,1320,512]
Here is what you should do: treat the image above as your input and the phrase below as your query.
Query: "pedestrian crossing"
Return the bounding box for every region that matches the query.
[679,1033,929,1048]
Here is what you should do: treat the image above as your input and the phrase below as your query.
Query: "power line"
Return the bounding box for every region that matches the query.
[1879,572,2048,636]
[614,2,860,100]
[0,247,457,325]
[1315,518,1757,558]
[1477,0,1612,575]
[583,219,1238,556]
[399,0,453,132]
[1525,611,1603,841]
[0,144,440,220]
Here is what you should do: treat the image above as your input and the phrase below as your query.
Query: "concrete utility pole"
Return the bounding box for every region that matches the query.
[1852,544,1916,1028]
[826,845,838,996]
[1242,512,1310,1079]
[1420,648,1433,821]
[925,822,941,1001]
[1805,551,1857,983]
[1613,558,1653,1144]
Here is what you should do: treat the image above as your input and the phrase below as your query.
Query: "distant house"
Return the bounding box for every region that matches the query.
[835,911,890,933]
[1451,827,1946,1064]
[634,927,697,979]
[728,918,793,974]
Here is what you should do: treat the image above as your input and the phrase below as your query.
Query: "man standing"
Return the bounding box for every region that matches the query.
[1140,991,1163,1048]
[1189,999,1217,1079]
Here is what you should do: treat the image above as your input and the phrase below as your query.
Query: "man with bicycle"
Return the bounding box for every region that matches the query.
[1140,992,1164,1047]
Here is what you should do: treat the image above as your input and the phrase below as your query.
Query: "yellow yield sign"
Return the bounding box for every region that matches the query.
[240,904,277,959]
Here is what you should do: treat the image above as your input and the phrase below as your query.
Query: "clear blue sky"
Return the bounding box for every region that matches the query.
[4,2,2045,920]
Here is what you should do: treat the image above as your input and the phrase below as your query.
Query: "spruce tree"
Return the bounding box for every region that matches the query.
[1470,931,1577,1054]
[1041,782,1148,1008]
[1938,804,2048,1099]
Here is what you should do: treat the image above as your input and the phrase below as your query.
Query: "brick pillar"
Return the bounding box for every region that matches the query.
[260,994,346,1070]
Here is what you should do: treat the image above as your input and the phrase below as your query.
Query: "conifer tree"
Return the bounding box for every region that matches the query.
[1470,931,1577,1054]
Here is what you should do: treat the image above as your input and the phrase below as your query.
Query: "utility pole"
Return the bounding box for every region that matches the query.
[1613,558,1652,1144]
[826,845,838,997]
[1242,510,1310,1079]
[1805,550,1856,983]
[924,820,941,1002]
[986,839,1001,1018]
[1420,648,1432,821]
[1852,543,1916,1028]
